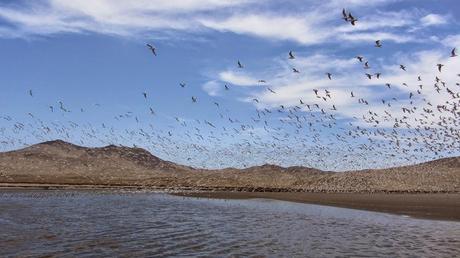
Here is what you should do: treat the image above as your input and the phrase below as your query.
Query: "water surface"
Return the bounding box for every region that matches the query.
[0,190,459,257]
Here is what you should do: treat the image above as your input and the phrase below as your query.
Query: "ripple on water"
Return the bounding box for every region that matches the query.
[0,190,459,257]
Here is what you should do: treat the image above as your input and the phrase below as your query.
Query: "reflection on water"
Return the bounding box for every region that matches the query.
[0,190,459,257]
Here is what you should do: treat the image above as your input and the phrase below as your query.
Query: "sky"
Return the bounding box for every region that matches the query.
[0,0,459,171]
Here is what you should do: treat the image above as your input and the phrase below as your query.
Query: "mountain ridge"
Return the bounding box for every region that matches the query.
[0,140,459,193]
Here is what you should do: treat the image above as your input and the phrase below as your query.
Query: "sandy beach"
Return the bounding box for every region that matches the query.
[175,191,460,221]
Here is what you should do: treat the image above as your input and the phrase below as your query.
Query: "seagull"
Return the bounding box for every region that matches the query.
[356,56,364,62]
[375,40,382,48]
[192,96,197,103]
[180,82,186,88]
[293,68,300,73]
[365,73,372,79]
[28,90,33,97]
[253,98,259,103]
[437,63,444,72]
[400,65,406,71]
[146,44,156,56]
[267,87,276,94]
[364,61,370,69]
[289,51,295,59]
[375,73,381,79]
[143,92,147,99]
[351,91,355,97]
[224,85,229,90]
[342,9,349,22]
[326,73,332,80]
[451,48,457,57]
[238,60,243,68]
[258,80,267,83]
[348,13,357,25]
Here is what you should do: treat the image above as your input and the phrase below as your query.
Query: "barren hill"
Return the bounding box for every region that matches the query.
[0,140,458,193]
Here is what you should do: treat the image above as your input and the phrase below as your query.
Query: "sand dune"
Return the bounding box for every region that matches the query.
[0,140,459,193]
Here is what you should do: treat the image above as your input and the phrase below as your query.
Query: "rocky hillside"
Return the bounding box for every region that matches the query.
[0,140,458,193]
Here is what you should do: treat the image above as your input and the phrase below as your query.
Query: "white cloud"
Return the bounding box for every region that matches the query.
[200,14,330,45]
[443,34,460,48]
[420,13,448,26]
[218,71,259,86]
[202,80,222,96]
[0,0,432,47]
[0,0,253,37]
[338,32,415,43]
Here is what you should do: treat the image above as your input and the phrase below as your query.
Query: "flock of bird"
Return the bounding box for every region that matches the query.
[1,9,459,171]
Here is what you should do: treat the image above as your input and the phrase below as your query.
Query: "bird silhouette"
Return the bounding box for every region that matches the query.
[437,63,444,72]
[146,43,156,56]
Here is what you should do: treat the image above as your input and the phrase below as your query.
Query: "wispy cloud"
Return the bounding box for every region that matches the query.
[200,14,331,45]
[202,80,222,96]
[218,71,260,86]
[0,0,449,47]
[420,13,448,26]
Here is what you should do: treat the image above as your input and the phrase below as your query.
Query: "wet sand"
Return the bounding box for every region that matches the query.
[176,192,460,222]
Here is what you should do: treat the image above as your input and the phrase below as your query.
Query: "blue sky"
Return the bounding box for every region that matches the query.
[0,0,459,170]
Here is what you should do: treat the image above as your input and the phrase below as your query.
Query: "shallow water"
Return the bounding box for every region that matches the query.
[0,190,459,257]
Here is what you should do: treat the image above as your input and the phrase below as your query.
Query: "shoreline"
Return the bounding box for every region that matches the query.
[1,183,459,222]
[175,191,460,222]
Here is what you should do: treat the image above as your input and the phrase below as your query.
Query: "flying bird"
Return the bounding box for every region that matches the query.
[342,9,349,22]
[238,60,243,68]
[267,87,276,94]
[289,51,295,59]
[180,82,186,88]
[400,65,406,71]
[437,63,444,72]
[348,14,357,25]
[375,40,382,48]
[293,68,300,73]
[364,61,370,69]
[146,43,156,56]
[451,48,457,57]
[326,73,332,80]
